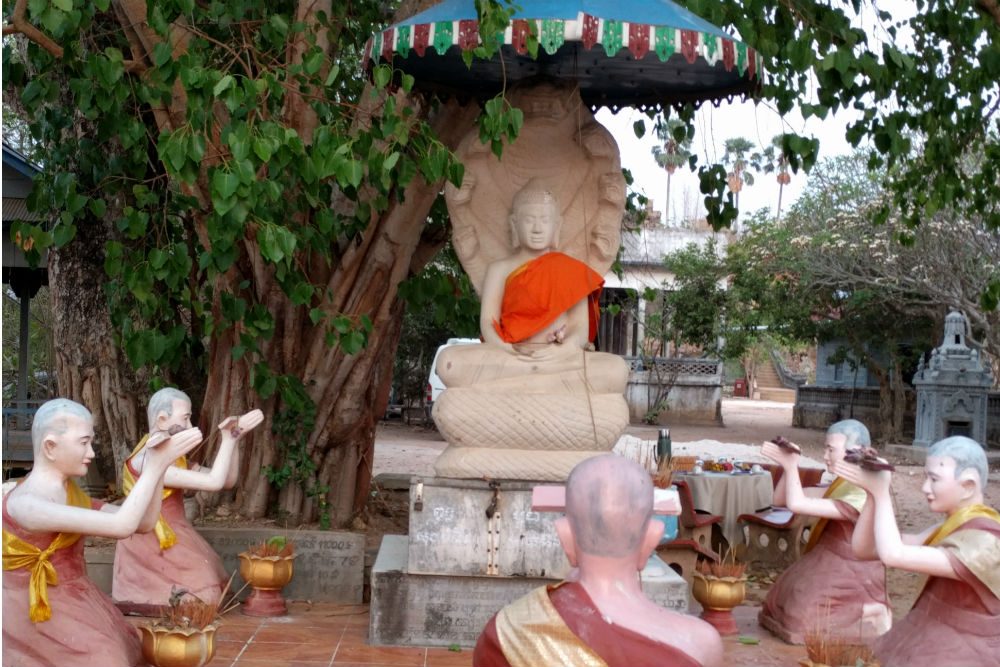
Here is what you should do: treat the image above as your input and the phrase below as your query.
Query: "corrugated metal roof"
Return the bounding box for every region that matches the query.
[2,198,45,222]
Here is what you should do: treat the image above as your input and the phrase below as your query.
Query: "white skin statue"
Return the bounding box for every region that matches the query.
[130,388,263,492]
[764,419,872,520]
[833,437,987,578]
[4,399,203,539]
[555,455,724,667]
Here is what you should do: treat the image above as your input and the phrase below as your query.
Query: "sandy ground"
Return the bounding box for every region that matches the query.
[372,397,1000,638]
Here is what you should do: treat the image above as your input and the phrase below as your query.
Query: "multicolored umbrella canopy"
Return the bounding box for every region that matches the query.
[365,0,763,110]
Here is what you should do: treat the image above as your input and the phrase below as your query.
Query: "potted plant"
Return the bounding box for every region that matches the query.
[138,588,223,667]
[691,550,747,635]
[238,536,296,616]
[801,630,879,667]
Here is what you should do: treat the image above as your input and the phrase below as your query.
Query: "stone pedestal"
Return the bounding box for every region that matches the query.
[369,477,688,648]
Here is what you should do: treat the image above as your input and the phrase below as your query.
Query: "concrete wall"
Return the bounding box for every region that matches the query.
[85,527,364,604]
[815,340,882,388]
[626,358,723,425]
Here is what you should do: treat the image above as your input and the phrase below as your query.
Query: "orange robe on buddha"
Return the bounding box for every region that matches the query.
[493,252,603,344]
[2,484,146,667]
[473,582,702,667]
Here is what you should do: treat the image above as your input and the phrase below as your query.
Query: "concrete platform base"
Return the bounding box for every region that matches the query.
[370,535,687,648]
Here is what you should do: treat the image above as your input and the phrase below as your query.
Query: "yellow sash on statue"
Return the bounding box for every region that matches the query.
[804,477,867,553]
[917,503,1000,599]
[121,433,187,550]
[923,503,1000,547]
[495,584,607,667]
[2,480,92,623]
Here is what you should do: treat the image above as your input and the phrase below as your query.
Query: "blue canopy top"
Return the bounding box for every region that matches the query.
[395,0,732,39]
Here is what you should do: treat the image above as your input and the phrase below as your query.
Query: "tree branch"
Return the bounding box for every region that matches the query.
[2,0,64,58]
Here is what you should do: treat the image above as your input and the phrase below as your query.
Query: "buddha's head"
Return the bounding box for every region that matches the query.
[922,436,987,513]
[825,419,870,471]
[31,398,95,478]
[509,179,561,251]
[147,387,193,434]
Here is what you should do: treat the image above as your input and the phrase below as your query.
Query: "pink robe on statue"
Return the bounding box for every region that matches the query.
[759,499,890,644]
[113,463,227,613]
[873,518,1000,667]
[2,496,146,667]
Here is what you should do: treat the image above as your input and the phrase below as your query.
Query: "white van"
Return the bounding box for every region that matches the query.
[427,338,480,405]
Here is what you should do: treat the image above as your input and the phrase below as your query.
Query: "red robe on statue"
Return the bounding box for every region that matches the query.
[492,252,603,344]
[473,581,703,667]
[873,515,1000,667]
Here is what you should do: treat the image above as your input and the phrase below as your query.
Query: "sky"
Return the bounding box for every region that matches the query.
[595,0,916,227]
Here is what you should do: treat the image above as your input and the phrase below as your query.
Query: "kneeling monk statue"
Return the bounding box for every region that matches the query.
[474,454,723,667]
[432,82,631,481]
[758,419,890,644]
[2,398,203,667]
[113,387,263,613]
[835,436,1000,667]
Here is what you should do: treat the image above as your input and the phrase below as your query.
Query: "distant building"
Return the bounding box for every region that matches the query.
[599,200,732,357]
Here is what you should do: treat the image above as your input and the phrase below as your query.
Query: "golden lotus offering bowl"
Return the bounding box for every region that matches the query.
[138,623,218,667]
[238,552,297,590]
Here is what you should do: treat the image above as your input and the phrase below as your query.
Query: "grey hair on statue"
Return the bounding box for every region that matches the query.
[827,419,871,448]
[929,436,988,488]
[146,387,192,431]
[31,398,93,454]
[565,454,653,558]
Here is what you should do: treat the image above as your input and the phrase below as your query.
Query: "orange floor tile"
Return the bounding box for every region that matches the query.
[125,600,804,667]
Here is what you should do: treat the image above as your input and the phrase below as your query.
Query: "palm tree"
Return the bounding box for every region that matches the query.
[651,117,692,226]
[722,137,757,211]
[758,135,792,222]
[772,135,792,223]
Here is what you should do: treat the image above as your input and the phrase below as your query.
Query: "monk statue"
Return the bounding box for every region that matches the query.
[473,454,723,666]
[2,398,202,667]
[757,420,891,644]
[432,81,630,480]
[835,436,1000,667]
[113,387,263,613]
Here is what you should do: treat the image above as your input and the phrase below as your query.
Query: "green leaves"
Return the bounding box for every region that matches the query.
[478,94,524,159]
[258,223,297,264]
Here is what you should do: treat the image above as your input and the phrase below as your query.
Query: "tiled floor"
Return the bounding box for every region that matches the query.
[127,601,804,667]
[128,602,475,667]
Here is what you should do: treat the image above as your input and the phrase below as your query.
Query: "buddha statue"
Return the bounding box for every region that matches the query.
[835,436,1000,667]
[474,454,723,667]
[432,81,630,481]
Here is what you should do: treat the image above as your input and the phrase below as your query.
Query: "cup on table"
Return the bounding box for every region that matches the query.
[692,464,704,475]
[751,463,764,474]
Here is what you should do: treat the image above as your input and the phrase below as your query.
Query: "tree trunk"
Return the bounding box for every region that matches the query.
[49,215,147,489]
[665,172,672,226]
[866,361,900,446]
[190,100,480,526]
[776,182,784,223]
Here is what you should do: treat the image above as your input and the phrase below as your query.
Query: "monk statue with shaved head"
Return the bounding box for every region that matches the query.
[2,398,203,667]
[836,436,1000,667]
[474,454,723,667]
